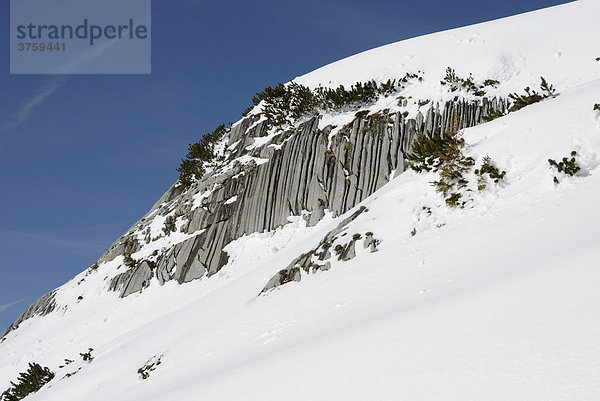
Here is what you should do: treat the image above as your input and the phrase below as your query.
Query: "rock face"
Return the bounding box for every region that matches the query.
[260,205,381,294]
[1,291,57,338]
[2,97,507,338]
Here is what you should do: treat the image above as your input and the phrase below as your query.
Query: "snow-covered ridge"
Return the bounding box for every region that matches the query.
[2,1,600,399]
[296,0,599,94]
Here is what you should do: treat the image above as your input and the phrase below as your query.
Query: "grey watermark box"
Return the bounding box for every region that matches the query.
[10,0,151,74]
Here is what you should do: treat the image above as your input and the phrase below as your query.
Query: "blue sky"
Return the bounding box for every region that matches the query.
[0,0,570,331]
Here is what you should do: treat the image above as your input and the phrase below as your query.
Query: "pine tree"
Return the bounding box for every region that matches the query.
[1,363,54,401]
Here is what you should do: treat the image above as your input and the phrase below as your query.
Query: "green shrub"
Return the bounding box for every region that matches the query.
[594,103,600,111]
[406,129,468,173]
[430,135,475,207]
[1,363,55,401]
[177,124,227,187]
[251,73,423,128]
[241,106,254,116]
[176,73,429,185]
[138,355,163,380]
[548,151,580,183]
[79,348,94,362]
[408,127,506,207]
[475,156,506,190]
[482,108,505,122]
[440,67,499,96]
[508,77,556,112]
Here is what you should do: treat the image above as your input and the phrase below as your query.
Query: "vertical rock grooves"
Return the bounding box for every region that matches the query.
[109,97,507,296]
[3,97,507,337]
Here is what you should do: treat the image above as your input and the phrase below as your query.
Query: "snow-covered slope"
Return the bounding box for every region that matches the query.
[2,1,600,400]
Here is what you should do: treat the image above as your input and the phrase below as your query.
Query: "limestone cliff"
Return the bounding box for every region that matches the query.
[2,96,507,338]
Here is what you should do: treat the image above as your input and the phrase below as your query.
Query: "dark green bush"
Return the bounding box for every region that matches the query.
[475,156,506,190]
[406,129,468,173]
[251,74,423,128]
[508,77,556,112]
[138,355,163,380]
[482,108,505,122]
[548,151,580,183]
[177,124,227,186]
[79,348,94,362]
[241,106,254,116]
[1,363,55,401]
[440,67,499,96]
[176,73,429,186]
[408,129,507,207]
[406,126,475,207]
[594,103,600,111]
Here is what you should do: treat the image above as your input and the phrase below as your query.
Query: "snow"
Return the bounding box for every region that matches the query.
[2,1,600,400]
[223,195,238,205]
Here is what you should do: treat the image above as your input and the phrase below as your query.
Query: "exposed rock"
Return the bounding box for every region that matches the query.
[4,97,507,336]
[262,267,302,292]
[363,232,379,252]
[1,290,57,338]
[109,260,155,298]
[260,205,375,294]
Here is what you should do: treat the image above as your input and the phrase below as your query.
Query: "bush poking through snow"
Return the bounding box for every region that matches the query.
[548,151,580,184]
[508,77,556,112]
[475,156,506,190]
[0,363,55,401]
[429,132,476,208]
[58,359,73,368]
[408,130,506,207]
[406,131,468,173]
[176,72,433,186]
[79,348,94,362]
[440,67,499,96]
[138,355,163,380]
[252,74,423,128]
[594,103,600,111]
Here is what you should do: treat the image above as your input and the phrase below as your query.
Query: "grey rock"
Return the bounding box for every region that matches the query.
[109,260,155,297]
[1,290,57,339]
[5,97,508,335]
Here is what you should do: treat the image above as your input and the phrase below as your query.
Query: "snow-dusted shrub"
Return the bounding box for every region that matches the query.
[177,123,227,186]
[508,77,556,112]
[408,129,506,207]
[440,67,499,96]
[475,156,506,190]
[247,73,423,128]
[79,348,94,362]
[430,135,475,207]
[482,108,505,122]
[138,355,163,380]
[548,151,580,184]
[1,363,55,401]
[406,130,469,173]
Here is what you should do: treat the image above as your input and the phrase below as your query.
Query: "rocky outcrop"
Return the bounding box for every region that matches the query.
[1,290,57,339]
[260,206,381,294]
[3,97,508,336]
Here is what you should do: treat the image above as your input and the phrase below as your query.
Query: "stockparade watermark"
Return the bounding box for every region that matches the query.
[10,0,151,74]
